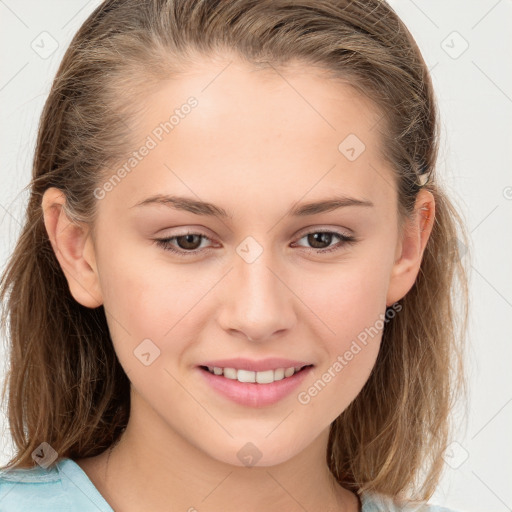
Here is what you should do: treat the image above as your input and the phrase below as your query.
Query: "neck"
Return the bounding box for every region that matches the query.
[78,390,360,512]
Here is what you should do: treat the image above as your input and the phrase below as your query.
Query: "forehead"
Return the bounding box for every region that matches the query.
[105,57,395,214]
[140,58,384,149]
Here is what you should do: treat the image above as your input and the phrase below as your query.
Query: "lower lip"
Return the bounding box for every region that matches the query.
[197,366,314,408]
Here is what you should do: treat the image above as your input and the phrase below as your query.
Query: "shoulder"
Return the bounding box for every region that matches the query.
[0,458,112,511]
[360,490,464,512]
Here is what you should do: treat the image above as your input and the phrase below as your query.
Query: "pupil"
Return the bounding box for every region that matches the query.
[178,234,200,249]
[309,232,331,249]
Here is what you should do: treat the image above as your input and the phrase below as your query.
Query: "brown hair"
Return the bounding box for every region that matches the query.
[0,0,470,501]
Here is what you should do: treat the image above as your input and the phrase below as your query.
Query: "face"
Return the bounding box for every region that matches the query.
[46,57,432,468]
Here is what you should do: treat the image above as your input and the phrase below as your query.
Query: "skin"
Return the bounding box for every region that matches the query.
[42,56,435,512]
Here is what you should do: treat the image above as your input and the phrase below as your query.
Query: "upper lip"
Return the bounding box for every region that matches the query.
[198,357,313,372]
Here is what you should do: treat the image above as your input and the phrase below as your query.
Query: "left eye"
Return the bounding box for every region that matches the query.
[154,230,357,257]
[292,230,357,253]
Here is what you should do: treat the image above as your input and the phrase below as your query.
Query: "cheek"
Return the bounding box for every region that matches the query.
[296,255,389,340]
[94,243,192,370]
[95,246,226,389]
[292,260,389,412]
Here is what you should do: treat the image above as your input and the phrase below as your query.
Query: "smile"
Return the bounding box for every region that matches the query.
[201,365,311,384]
[197,364,314,408]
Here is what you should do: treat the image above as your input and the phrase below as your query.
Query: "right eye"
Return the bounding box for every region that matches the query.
[154,231,215,257]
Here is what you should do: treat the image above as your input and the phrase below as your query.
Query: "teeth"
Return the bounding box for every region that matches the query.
[274,368,285,381]
[237,369,256,383]
[206,365,306,384]
[284,367,295,378]
[223,367,237,380]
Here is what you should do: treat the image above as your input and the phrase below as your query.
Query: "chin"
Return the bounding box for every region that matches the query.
[206,437,306,469]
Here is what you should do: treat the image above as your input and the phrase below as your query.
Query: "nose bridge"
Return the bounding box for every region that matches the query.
[218,235,294,340]
[235,237,287,308]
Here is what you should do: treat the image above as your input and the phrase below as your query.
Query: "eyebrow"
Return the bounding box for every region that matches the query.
[130,194,374,218]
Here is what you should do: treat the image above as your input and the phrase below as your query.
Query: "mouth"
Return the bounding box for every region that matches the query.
[197,363,315,408]
[198,364,314,384]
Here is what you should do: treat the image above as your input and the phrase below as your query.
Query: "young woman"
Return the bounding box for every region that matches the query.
[0,1,469,510]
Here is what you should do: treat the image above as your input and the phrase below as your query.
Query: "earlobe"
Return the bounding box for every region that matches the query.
[41,187,103,308]
[386,189,435,307]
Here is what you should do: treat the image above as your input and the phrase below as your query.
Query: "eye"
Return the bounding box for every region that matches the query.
[291,229,357,254]
[154,229,358,257]
[154,231,215,257]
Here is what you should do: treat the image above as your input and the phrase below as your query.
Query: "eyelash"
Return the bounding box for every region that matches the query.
[154,229,357,257]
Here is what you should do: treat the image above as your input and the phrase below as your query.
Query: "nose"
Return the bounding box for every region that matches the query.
[217,244,296,342]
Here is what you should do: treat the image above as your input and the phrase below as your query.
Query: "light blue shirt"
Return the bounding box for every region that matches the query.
[0,457,461,511]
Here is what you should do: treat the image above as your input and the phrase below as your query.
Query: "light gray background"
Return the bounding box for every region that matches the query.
[1,2,511,511]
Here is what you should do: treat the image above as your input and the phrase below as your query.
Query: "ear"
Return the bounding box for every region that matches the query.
[41,187,103,308]
[386,189,435,307]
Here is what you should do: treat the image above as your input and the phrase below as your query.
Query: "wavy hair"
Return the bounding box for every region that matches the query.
[0,0,470,500]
